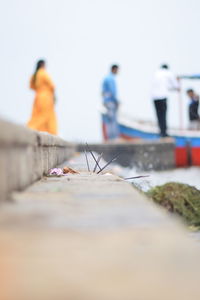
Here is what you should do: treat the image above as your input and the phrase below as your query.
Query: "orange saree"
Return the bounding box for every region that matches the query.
[28,69,57,135]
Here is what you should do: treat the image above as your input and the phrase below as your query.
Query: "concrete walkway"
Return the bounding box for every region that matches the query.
[0,156,200,300]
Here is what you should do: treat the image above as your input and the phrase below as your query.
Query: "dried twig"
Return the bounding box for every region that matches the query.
[93,152,103,173]
[84,150,90,172]
[124,175,150,180]
[97,153,121,174]
[86,143,102,172]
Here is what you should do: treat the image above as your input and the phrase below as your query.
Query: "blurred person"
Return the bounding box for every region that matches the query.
[151,64,179,137]
[27,60,57,135]
[102,64,120,140]
[186,89,200,130]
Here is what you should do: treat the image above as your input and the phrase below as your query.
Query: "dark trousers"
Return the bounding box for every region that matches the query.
[154,99,167,136]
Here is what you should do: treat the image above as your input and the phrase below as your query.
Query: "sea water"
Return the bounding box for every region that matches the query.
[120,166,200,192]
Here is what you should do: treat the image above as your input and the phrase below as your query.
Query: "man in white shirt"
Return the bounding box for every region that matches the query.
[151,64,179,137]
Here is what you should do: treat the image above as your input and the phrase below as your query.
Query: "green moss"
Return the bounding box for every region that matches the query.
[147,182,200,227]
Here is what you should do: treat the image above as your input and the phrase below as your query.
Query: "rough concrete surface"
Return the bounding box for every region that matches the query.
[0,157,200,300]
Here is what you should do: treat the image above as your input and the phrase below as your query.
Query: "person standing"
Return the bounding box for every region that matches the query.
[186,89,200,130]
[27,60,57,135]
[102,64,120,140]
[151,64,179,137]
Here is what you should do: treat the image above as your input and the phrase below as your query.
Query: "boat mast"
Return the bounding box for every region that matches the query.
[178,79,184,130]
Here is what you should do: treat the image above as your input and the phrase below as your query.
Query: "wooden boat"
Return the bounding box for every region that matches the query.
[102,112,200,167]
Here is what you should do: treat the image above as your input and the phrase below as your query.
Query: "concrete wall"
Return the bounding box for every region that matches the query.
[78,139,175,170]
[0,119,75,202]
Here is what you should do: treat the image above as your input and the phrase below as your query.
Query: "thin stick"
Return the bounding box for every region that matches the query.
[84,150,90,172]
[86,143,102,172]
[124,175,149,180]
[97,153,121,174]
[93,152,103,173]
[178,80,183,130]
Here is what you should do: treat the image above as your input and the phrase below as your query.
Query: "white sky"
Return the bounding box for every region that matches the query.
[0,0,200,142]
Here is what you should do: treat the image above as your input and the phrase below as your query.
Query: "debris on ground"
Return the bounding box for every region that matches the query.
[63,167,79,174]
[147,182,200,228]
[49,168,64,176]
[48,167,79,176]
[48,145,148,181]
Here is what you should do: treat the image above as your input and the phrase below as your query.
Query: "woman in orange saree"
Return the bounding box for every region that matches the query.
[27,60,57,135]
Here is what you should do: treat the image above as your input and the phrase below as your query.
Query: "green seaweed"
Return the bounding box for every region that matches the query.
[147,182,200,227]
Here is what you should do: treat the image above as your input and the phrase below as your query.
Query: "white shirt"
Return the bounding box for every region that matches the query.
[151,69,179,100]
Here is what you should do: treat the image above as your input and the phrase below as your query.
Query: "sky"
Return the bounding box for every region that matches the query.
[0,0,200,142]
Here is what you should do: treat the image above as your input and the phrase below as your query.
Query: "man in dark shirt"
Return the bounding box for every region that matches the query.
[186,89,200,130]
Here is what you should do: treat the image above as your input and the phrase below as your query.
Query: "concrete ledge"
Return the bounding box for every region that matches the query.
[0,119,75,202]
[78,139,175,170]
[0,158,200,299]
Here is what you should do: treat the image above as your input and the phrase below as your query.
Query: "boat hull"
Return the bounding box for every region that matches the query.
[119,123,200,167]
[102,113,200,167]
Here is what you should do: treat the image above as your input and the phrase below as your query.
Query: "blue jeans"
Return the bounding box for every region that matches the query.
[104,102,119,139]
